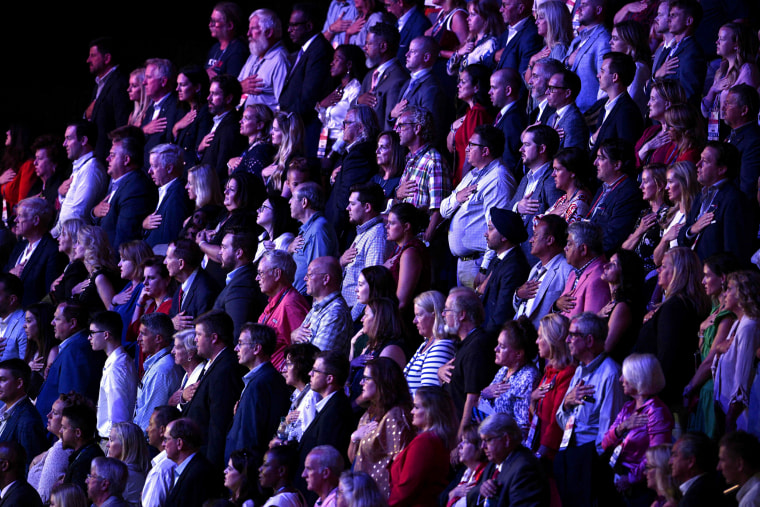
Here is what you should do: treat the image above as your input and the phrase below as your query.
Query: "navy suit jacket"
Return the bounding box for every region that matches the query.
[144,178,193,248]
[0,480,43,507]
[90,67,131,163]
[36,330,105,425]
[199,108,247,183]
[590,93,644,160]
[0,398,48,465]
[495,104,528,173]
[141,92,183,170]
[224,361,290,462]
[97,169,157,251]
[729,122,760,204]
[182,347,244,469]
[678,179,755,262]
[280,35,333,124]
[587,175,643,255]
[5,234,67,307]
[168,268,220,320]
[651,36,705,104]
[467,447,550,507]
[165,453,225,507]
[548,103,589,151]
[397,70,452,148]
[213,264,266,341]
[360,59,409,132]
[397,6,432,60]
[497,16,544,75]
[483,247,531,337]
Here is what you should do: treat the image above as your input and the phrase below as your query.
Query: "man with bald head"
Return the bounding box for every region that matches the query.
[291,257,351,355]
[0,441,43,506]
[489,68,528,174]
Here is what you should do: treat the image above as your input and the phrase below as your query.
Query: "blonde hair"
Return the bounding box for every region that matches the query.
[270,112,304,192]
[128,67,150,127]
[538,313,573,369]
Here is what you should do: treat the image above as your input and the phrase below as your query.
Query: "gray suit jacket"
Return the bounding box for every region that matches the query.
[548,103,588,151]
[565,24,611,113]
[513,254,573,329]
[359,59,409,132]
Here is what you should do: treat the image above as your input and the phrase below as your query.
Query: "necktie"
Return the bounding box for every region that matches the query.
[370,69,381,92]
[178,287,184,311]
[294,49,305,68]
[494,111,503,126]
[726,130,736,144]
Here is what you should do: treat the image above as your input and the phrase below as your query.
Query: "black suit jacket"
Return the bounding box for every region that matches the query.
[165,453,225,507]
[652,36,705,105]
[678,179,755,262]
[141,92,183,170]
[496,17,544,74]
[590,93,644,159]
[97,169,157,251]
[64,441,104,492]
[729,122,760,204]
[176,105,213,166]
[587,175,643,255]
[5,234,67,307]
[182,347,244,469]
[679,472,733,507]
[0,398,48,466]
[325,139,377,244]
[467,447,550,507]
[483,248,531,337]
[397,71,452,148]
[199,108,247,183]
[213,264,266,341]
[169,268,220,320]
[0,480,43,507]
[90,67,131,163]
[360,59,409,132]
[495,105,528,173]
[224,361,290,462]
[143,178,193,248]
[280,35,333,124]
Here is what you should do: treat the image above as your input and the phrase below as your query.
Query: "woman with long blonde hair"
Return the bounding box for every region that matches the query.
[261,111,304,194]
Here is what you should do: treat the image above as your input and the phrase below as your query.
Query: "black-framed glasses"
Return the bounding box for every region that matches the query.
[467,141,488,149]
[89,330,106,337]
[311,368,329,375]
[567,331,587,340]
[342,120,357,128]
[394,122,416,130]
[547,86,568,94]
[87,473,105,481]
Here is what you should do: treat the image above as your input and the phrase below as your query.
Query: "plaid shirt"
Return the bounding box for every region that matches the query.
[399,144,451,210]
[342,216,392,320]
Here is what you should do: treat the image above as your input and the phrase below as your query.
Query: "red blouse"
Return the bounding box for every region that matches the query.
[389,430,451,507]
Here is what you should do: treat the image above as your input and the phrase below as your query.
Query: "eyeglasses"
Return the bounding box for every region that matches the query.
[256,268,275,278]
[467,141,488,149]
[394,122,416,131]
[442,308,457,314]
[258,204,272,212]
[547,86,568,94]
[89,330,106,337]
[567,331,587,340]
[311,368,329,375]
[342,120,357,128]
[87,473,105,481]
[237,341,257,348]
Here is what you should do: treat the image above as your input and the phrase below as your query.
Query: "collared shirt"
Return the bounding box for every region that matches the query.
[94,66,118,100]
[0,481,17,500]
[52,151,107,237]
[15,238,40,267]
[259,286,310,369]
[679,473,706,496]
[556,353,624,454]
[301,292,352,354]
[324,0,358,46]
[315,390,338,412]
[514,253,569,322]
[176,362,206,411]
[552,103,571,128]
[150,93,171,120]
[241,362,266,398]
[292,212,338,294]
[399,144,451,211]
[342,216,391,320]
[239,41,292,110]
[0,309,26,361]
[156,177,179,211]
[316,486,339,507]
[738,472,760,507]
[513,162,551,216]
[441,158,515,268]
[286,386,321,442]
[396,5,416,33]
[142,450,177,507]
[209,110,231,135]
[134,347,183,431]
[179,269,199,310]
[225,265,245,286]
[173,452,197,486]
[506,16,528,46]
[0,397,24,436]
[98,346,138,438]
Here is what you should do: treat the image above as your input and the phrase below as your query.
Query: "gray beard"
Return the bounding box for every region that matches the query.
[444,322,460,336]
[249,38,269,58]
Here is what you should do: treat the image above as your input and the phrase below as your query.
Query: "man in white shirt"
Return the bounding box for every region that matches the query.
[89,311,137,441]
[51,120,108,238]
[141,406,180,507]
[718,431,760,507]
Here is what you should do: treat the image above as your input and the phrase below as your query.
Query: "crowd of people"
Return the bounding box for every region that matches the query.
[0,0,760,506]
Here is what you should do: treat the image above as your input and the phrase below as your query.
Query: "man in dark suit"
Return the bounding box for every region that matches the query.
[467,413,549,506]
[678,142,755,262]
[166,239,220,331]
[356,22,409,132]
[589,53,644,159]
[507,125,563,264]
[325,105,378,248]
[527,58,563,126]
[279,3,334,157]
[495,0,543,74]
[0,359,47,465]
[296,350,352,500]
[36,302,105,420]
[5,197,66,307]
[214,231,266,340]
[0,441,43,507]
[198,74,246,183]
[652,0,705,104]
[545,69,589,151]
[164,418,225,507]
[182,311,244,469]
[481,209,530,337]
[385,0,431,60]
[587,139,643,255]
[143,143,193,250]
[724,84,760,206]
[141,58,182,170]
[61,404,104,492]
[224,324,290,464]
[85,37,131,163]
[93,126,157,251]
[489,68,528,173]
[392,36,451,150]
[670,432,732,507]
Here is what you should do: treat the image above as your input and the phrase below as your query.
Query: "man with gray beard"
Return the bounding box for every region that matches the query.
[237,9,291,110]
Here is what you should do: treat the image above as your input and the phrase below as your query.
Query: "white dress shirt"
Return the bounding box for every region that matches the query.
[97,346,138,438]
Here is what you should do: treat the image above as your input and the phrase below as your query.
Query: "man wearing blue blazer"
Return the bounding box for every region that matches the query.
[489,68,528,173]
[143,144,193,251]
[94,127,157,251]
[545,69,589,151]
[141,58,182,171]
[0,359,48,466]
[563,0,611,112]
[385,0,431,60]
[495,0,543,75]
